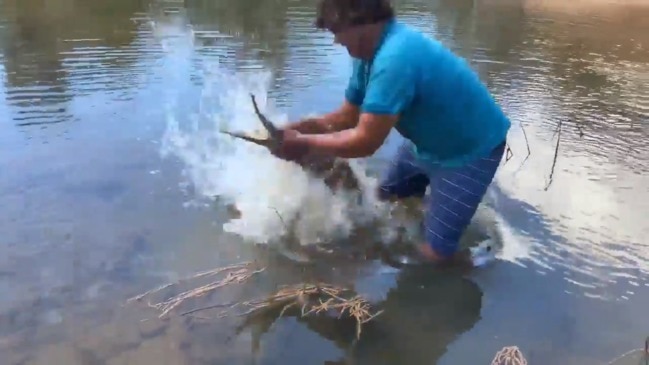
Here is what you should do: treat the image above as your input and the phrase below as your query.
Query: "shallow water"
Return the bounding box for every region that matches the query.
[1,0,648,364]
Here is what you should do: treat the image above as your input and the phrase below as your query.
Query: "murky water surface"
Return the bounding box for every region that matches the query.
[1,0,648,364]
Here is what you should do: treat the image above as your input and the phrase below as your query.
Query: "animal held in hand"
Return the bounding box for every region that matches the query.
[222,94,361,193]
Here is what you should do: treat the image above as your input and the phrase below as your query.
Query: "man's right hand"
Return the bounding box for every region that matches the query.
[271,129,312,163]
[283,117,331,135]
[283,99,360,135]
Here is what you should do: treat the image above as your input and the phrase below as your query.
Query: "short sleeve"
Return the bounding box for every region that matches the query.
[344,59,365,106]
[361,53,416,115]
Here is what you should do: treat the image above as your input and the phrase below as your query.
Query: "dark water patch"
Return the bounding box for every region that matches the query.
[61,180,129,203]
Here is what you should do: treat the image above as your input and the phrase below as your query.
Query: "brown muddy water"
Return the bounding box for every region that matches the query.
[1,0,648,364]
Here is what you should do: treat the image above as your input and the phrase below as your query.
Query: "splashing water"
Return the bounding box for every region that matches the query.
[159,60,417,248]
[146,13,417,253]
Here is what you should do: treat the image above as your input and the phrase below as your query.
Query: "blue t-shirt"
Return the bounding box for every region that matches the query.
[345,20,511,167]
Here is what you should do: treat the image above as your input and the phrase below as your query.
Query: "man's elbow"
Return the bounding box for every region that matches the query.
[362,139,384,156]
[345,138,382,158]
[339,105,361,130]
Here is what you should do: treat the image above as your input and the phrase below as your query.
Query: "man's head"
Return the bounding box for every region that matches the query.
[315,0,395,59]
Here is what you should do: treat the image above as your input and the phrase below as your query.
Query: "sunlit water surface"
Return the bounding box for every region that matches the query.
[0,0,647,364]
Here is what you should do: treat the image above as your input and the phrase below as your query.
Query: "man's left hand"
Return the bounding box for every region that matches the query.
[271,129,311,163]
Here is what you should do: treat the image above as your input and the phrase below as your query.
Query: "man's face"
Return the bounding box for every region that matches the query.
[333,26,365,59]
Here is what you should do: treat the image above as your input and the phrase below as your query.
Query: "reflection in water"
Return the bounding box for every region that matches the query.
[0,0,155,127]
[186,0,289,72]
[521,3,649,172]
[480,1,649,299]
[0,0,648,364]
[177,264,481,365]
[350,267,482,365]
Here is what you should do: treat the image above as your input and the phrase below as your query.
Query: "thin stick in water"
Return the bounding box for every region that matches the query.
[544,119,562,191]
[272,207,289,231]
[520,122,531,165]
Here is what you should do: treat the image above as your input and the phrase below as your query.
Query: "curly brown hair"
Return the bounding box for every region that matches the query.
[315,0,395,32]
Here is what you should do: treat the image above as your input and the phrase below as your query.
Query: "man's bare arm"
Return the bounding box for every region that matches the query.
[286,99,360,134]
[299,112,399,158]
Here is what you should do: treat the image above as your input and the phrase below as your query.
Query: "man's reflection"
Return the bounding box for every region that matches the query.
[242,264,483,365]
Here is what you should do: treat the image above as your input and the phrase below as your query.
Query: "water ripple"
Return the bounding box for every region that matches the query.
[1,6,161,128]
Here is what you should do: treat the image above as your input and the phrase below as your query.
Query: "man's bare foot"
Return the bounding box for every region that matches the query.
[415,239,496,268]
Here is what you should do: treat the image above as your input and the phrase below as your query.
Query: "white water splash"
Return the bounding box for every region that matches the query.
[168,71,413,246]
[147,12,418,252]
[480,185,535,265]
[158,58,414,248]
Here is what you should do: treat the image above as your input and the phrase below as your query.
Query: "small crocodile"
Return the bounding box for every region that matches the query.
[219,94,371,263]
[221,94,361,194]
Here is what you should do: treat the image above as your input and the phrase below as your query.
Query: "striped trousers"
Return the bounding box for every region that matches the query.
[378,140,506,258]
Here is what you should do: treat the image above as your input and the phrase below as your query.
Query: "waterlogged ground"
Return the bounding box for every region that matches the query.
[0,0,648,364]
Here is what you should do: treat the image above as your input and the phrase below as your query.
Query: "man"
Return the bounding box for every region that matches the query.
[271,0,511,267]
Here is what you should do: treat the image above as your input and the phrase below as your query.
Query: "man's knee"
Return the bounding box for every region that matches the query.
[421,199,473,259]
[377,141,430,200]
[377,173,429,201]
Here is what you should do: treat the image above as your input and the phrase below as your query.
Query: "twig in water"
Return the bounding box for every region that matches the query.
[504,144,514,163]
[520,122,531,166]
[180,301,241,317]
[575,119,585,138]
[512,122,533,175]
[271,207,289,231]
[544,119,562,191]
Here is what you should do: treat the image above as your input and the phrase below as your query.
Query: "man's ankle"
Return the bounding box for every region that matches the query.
[415,243,459,265]
[415,243,491,269]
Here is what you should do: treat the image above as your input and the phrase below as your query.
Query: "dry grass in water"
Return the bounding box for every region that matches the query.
[127,261,265,318]
[491,346,528,365]
[183,283,383,340]
[126,262,381,340]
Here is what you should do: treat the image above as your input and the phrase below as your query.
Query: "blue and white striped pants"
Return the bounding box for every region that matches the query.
[378,140,506,258]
